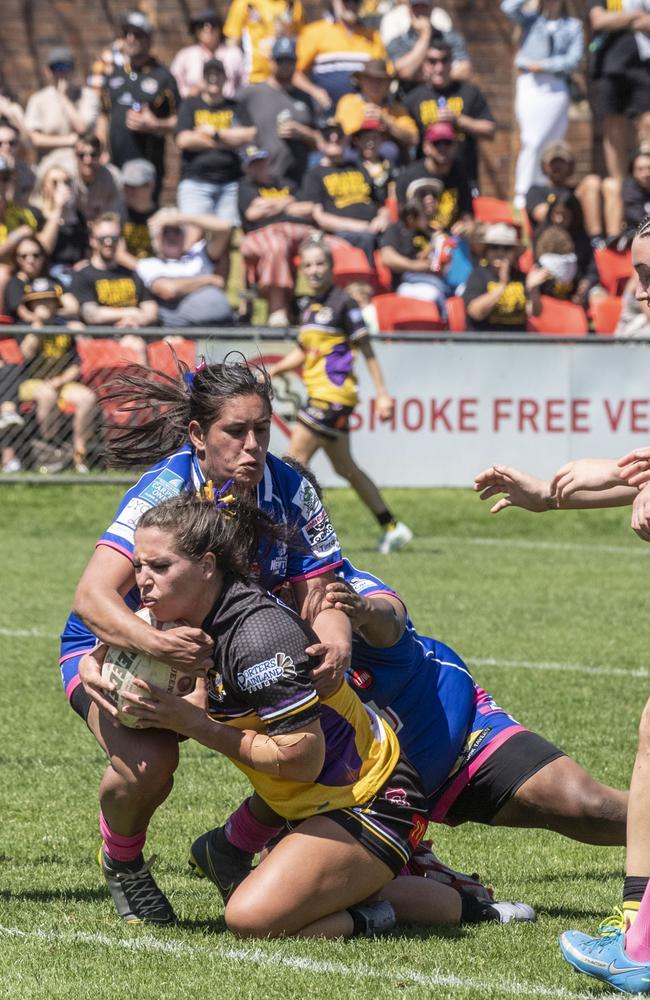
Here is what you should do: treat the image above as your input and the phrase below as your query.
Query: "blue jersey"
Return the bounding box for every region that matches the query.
[341,559,475,796]
[60,448,342,669]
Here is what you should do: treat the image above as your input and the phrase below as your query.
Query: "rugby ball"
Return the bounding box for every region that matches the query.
[102,607,196,728]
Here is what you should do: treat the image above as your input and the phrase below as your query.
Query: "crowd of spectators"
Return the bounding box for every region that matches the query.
[0,1,649,472]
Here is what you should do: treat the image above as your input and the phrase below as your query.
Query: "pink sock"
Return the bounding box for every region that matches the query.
[225,799,283,854]
[99,811,146,863]
[626,879,650,962]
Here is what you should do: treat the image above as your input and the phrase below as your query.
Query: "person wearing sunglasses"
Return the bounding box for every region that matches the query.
[95,12,180,204]
[403,39,495,191]
[4,235,78,324]
[462,222,546,332]
[69,211,157,330]
[70,132,123,224]
[24,46,98,164]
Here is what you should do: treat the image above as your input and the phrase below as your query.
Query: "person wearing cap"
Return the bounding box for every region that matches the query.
[502,0,583,208]
[16,277,96,474]
[223,0,303,86]
[170,8,246,100]
[384,2,472,87]
[135,206,233,327]
[334,58,417,159]
[96,12,180,203]
[69,211,157,330]
[24,46,99,163]
[175,58,254,224]
[525,140,610,248]
[118,158,157,263]
[462,222,545,332]
[395,121,473,234]
[236,36,319,185]
[238,145,314,326]
[349,119,394,201]
[403,38,494,188]
[294,0,388,111]
[300,119,391,264]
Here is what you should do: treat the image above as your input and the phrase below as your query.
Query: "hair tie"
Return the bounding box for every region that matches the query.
[184,358,207,390]
[196,478,237,513]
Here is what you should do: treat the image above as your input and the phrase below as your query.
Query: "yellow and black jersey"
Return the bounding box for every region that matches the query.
[176,95,242,184]
[238,173,298,233]
[462,263,527,332]
[69,263,152,310]
[297,284,368,408]
[205,574,400,821]
[300,162,379,222]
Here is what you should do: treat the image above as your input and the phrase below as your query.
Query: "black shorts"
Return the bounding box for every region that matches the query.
[323,755,429,875]
[590,68,650,119]
[445,730,565,825]
[70,683,92,722]
[297,399,354,439]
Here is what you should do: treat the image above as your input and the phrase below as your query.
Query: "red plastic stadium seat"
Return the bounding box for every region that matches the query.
[385,194,399,223]
[517,246,534,274]
[526,296,589,336]
[472,196,517,226]
[0,337,23,364]
[77,338,144,383]
[374,293,445,332]
[332,245,378,287]
[591,294,623,336]
[594,247,633,296]
[373,250,393,293]
[148,338,196,375]
[446,295,466,332]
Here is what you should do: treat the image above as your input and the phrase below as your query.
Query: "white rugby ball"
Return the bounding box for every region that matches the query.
[102,607,196,728]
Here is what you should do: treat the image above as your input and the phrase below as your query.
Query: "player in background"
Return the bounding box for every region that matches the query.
[266,236,413,555]
[101,490,534,937]
[61,356,352,925]
[559,698,650,994]
[194,462,626,908]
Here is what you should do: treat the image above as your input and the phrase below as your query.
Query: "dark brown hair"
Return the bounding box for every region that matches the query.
[105,351,273,469]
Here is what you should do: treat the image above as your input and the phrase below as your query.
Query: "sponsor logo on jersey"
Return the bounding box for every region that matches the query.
[293,478,320,520]
[385,786,409,808]
[348,575,376,594]
[237,652,296,692]
[140,468,185,505]
[303,508,338,557]
[350,668,374,690]
[140,77,159,95]
[314,307,333,325]
[114,496,153,531]
[208,670,225,702]
[408,813,428,848]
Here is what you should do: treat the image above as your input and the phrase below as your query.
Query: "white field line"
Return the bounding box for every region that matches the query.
[1,628,648,680]
[420,534,646,557]
[0,925,612,1000]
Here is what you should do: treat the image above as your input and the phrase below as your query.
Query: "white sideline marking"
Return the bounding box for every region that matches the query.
[0,925,604,999]
[423,535,646,557]
[0,627,647,680]
[470,656,650,680]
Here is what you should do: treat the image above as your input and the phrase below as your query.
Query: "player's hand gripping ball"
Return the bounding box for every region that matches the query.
[101,608,196,728]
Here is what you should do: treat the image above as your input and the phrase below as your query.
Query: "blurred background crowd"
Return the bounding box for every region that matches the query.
[0,0,648,473]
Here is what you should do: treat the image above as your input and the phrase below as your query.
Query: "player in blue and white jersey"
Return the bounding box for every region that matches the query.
[62,355,352,926]
[327,558,626,842]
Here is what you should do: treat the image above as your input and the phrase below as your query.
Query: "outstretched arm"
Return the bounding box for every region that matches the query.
[474,463,636,513]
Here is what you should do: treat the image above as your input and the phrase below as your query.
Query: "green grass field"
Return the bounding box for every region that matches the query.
[1,483,646,999]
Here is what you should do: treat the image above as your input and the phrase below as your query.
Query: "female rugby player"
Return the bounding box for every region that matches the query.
[266,236,412,555]
[95,491,533,937]
[62,356,352,924]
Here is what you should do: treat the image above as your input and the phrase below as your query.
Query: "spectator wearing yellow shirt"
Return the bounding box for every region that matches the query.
[223,0,303,85]
[294,0,388,111]
[335,58,417,165]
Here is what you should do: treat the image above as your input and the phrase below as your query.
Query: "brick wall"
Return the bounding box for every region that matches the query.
[1,0,594,198]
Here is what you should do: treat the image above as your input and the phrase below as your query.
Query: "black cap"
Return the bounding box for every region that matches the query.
[203,58,226,77]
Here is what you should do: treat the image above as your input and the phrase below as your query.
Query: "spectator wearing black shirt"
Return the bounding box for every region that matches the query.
[238,146,314,326]
[97,12,180,203]
[72,132,122,224]
[4,234,79,323]
[69,212,157,330]
[379,187,453,311]
[395,121,473,234]
[301,119,390,264]
[533,223,601,307]
[624,149,650,231]
[589,0,650,179]
[236,37,319,186]
[463,222,544,331]
[33,163,89,286]
[525,140,612,244]
[175,58,254,224]
[534,190,600,296]
[403,39,495,187]
[118,158,157,265]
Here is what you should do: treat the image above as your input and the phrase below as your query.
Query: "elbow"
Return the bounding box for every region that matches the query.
[150,280,175,301]
[280,734,326,782]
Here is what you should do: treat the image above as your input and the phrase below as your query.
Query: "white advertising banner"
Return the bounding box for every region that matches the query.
[200,337,650,487]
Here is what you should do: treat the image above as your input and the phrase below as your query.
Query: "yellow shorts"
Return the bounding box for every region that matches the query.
[18,379,81,413]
